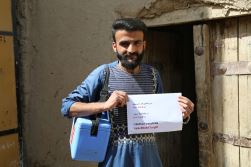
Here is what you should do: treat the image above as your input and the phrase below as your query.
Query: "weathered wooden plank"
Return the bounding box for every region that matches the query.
[239,15,251,167]
[210,18,239,166]
[213,132,251,148]
[0,133,20,166]
[0,0,12,32]
[0,35,18,131]
[212,61,251,75]
[193,24,213,167]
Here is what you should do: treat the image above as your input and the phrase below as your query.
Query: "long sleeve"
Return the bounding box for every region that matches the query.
[61,64,107,117]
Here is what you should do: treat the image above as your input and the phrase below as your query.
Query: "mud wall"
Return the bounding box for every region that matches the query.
[16,0,251,166]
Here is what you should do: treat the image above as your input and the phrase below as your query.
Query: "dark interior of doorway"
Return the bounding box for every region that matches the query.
[144,24,199,167]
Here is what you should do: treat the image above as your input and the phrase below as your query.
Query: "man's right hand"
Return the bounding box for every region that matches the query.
[104,90,128,110]
[69,90,128,117]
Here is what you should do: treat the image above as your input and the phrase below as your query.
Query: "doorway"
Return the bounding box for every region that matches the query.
[144,24,199,167]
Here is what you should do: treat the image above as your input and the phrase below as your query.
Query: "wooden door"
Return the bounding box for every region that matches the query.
[0,0,20,166]
[193,15,251,167]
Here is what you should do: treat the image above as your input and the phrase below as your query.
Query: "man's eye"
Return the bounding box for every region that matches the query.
[134,41,143,46]
[119,41,130,47]
[118,40,144,48]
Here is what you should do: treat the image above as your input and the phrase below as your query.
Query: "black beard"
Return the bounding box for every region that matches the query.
[116,51,144,70]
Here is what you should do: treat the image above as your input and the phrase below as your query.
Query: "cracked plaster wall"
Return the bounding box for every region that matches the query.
[114,0,251,26]
[139,0,251,18]
[16,0,250,166]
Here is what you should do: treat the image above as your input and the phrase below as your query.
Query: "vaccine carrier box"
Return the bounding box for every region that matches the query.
[70,117,111,162]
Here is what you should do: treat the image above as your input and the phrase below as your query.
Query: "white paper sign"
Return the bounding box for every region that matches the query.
[127,93,183,134]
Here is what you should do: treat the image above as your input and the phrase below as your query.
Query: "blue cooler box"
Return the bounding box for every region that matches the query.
[70,117,111,162]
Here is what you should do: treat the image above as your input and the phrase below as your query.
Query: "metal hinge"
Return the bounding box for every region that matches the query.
[213,132,251,148]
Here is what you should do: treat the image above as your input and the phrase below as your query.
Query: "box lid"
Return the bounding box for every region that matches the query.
[75,118,110,131]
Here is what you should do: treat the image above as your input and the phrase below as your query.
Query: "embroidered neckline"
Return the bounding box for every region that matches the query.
[116,64,141,75]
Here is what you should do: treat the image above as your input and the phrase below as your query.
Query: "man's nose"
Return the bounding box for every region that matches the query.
[127,43,137,53]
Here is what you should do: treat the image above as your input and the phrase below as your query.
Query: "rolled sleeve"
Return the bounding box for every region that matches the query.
[61,64,107,117]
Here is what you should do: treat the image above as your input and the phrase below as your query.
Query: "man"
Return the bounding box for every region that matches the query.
[61,18,194,167]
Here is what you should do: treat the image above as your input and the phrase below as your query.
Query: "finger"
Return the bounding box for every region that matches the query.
[116,91,128,99]
[180,105,184,113]
[115,91,128,106]
[183,111,190,119]
[178,97,194,112]
[178,96,193,104]
[115,90,126,95]
[179,102,193,114]
[111,91,123,106]
[117,97,126,107]
[180,106,188,118]
[183,113,189,119]
[178,95,189,102]
[181,110,189,119]
[178,96,192,106]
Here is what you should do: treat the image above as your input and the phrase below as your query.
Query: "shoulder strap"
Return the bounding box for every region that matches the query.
[151,67,158,94]
[99,66,110,102]
[91,65,110,136]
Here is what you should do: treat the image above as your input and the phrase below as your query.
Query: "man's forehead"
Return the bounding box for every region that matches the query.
[115,30,144,40]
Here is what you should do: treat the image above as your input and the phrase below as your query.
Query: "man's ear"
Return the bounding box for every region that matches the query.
[112,42,117,52]
[143,41,146,49]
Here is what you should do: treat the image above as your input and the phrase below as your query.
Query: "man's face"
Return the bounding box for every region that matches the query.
[112,30,146,70]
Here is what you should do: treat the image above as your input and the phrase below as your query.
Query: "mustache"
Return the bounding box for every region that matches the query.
[116,51,144,70]
[124,52,139,56]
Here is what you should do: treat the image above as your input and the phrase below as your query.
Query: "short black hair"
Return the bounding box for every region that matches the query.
[112,18,147,42]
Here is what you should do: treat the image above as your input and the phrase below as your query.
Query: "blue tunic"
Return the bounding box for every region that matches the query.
[61,61,164,167]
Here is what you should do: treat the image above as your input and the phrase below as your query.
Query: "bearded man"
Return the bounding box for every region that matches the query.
[61,18,194,167]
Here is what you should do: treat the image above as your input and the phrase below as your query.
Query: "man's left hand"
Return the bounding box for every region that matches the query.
[178,96,194,119]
